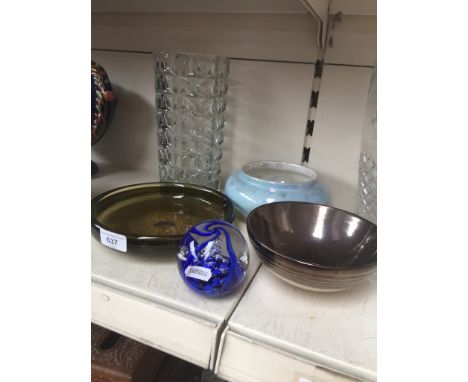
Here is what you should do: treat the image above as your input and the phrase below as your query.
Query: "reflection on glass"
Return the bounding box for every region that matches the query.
[346,216,360,237]
[312,207,327,239]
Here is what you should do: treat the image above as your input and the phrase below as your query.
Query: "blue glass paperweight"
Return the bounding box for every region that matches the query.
[177,220,249,297]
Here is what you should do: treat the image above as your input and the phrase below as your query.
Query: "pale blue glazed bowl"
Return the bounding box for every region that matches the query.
[225,161,329,218]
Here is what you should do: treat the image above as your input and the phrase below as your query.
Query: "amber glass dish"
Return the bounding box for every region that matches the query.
[92,182,235,247]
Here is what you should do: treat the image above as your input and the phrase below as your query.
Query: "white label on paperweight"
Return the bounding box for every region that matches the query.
[100,228,127,252]
[185,266,212,282]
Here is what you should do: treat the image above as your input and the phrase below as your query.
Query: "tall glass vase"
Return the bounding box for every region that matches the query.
[358,68,377,224]
[154,51,230,190]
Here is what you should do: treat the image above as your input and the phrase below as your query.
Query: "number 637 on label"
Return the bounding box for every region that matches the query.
[99,228,127,252]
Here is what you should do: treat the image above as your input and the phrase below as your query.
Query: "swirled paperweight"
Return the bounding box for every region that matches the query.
[177,220,249,297]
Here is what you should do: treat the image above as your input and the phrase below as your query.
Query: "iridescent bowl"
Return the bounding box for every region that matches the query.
[247,202,377,292]
[225,161,329,218]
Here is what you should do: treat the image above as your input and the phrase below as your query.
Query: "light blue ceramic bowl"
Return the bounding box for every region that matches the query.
[224,161,329,218]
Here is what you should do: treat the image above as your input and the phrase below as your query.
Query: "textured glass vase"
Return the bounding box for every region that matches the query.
[155,52,230,190]
[358,68,377,224]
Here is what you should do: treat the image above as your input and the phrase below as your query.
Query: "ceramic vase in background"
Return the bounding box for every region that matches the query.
[154,51,230,190]
[358,68,377,224]
[225,161,329,218]
[91,61,116,176]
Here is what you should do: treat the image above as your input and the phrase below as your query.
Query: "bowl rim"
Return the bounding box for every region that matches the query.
[246,201,377,271]
[91,182,235,246]
[240,160,318,186]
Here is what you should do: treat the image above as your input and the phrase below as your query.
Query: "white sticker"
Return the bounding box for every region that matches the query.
[100,228,127,252]
[184,266,212,281]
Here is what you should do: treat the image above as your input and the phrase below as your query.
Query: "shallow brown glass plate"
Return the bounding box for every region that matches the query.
[91,182,235,248]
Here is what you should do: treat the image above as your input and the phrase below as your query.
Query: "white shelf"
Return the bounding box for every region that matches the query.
[91,0,330,50]
[91,166,376,380]
[91,164,156,198]
[91,165,261,369]
[216,268,376,382]
[91,0,309,14]
[330,0,376,16]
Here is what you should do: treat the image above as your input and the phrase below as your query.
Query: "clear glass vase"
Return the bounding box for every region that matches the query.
[358,68,377,224]
[154,51,230,190]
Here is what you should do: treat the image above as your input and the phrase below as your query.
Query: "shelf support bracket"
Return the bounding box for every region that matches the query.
[300,0,330,49]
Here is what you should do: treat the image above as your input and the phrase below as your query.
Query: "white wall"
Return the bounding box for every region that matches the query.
[306,65,373,212]
[92,50,314,183]
[92,6,376,213]
[91,12,318,63]
[325,15,376,67]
